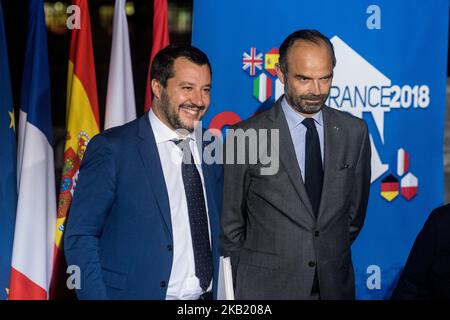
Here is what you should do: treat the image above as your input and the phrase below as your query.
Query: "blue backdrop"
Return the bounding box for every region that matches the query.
[192,0,449,299]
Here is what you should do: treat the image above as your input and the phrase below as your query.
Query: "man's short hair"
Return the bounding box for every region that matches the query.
[150,44,212,87]
[278,29,336,74]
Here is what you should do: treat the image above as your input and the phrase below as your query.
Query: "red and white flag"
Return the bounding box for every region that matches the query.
[397,148,409,176]
[144,0,169,112]
[401,172,418,201]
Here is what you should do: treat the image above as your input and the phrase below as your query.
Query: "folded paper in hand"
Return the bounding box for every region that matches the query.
[217,256,234,300]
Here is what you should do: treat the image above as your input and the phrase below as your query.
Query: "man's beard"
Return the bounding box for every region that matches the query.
[159,89,205,133]
[284,80,328,114]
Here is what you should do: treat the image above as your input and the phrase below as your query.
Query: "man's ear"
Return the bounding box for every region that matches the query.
[275,63,285,84]
[151,79,162,100]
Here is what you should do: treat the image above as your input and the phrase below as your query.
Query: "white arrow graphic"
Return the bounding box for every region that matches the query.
[370,134,388,183]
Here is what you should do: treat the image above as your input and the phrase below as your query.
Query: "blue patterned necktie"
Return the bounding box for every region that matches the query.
[172,138,213,292]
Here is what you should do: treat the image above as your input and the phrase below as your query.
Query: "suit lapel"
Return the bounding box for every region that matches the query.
[137,115,173,240]
[202,160,220,283]
[269,99,315,221]
[201,163,220,226]
[317,107,342,221]
[196,130,220,229]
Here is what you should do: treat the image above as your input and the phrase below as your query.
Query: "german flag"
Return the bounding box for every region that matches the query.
[50,0,100,299]
[380,174,399,202]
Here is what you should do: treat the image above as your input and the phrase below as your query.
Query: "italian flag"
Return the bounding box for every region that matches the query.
[253,73,272,103]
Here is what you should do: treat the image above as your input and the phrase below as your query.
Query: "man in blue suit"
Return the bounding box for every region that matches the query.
[64,45,223,300]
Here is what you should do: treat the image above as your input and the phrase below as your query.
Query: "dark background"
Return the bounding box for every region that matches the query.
[2,0,193,128]
[1,0,193,182]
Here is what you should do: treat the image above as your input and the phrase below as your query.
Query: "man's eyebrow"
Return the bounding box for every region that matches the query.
[178,81,211,87]
[293,73,333,79]
[178,81,195,86]
[321,73,333,79]
[294,74,312,80]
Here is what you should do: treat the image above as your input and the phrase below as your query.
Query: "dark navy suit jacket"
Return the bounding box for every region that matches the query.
[391,204,450,299]
[64,114,223,300]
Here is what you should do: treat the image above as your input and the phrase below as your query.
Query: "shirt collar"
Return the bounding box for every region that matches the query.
[149,109,199,143]
[281,96,323,130]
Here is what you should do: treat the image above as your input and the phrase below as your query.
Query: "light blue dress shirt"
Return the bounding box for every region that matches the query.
[281,97,324,182]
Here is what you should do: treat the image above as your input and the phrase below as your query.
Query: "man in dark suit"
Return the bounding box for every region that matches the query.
[64,45,223,300]
[221,29,371,300]
[391,204,450,299]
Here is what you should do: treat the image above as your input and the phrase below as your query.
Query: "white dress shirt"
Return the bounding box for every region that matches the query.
[149,109,212,300]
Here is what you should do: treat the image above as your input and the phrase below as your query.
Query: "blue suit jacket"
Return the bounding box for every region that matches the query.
[64,114,223,300]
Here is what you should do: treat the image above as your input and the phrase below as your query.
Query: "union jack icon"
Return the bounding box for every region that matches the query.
[242,47,263,77]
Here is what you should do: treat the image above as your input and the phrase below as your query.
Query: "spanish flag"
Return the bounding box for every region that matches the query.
[50,0,100,299]
[264,48,279,77]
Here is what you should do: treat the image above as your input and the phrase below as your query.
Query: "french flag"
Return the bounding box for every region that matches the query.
[9,0,56,300]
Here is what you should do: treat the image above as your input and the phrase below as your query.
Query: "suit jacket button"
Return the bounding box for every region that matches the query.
[160,281,166,288]
[314,231,319,237]
[167,245,173,251]
[309,261,316,268]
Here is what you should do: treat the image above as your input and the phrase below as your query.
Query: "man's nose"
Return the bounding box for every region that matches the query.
[310,80,321,96]
[191,89,205,106]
